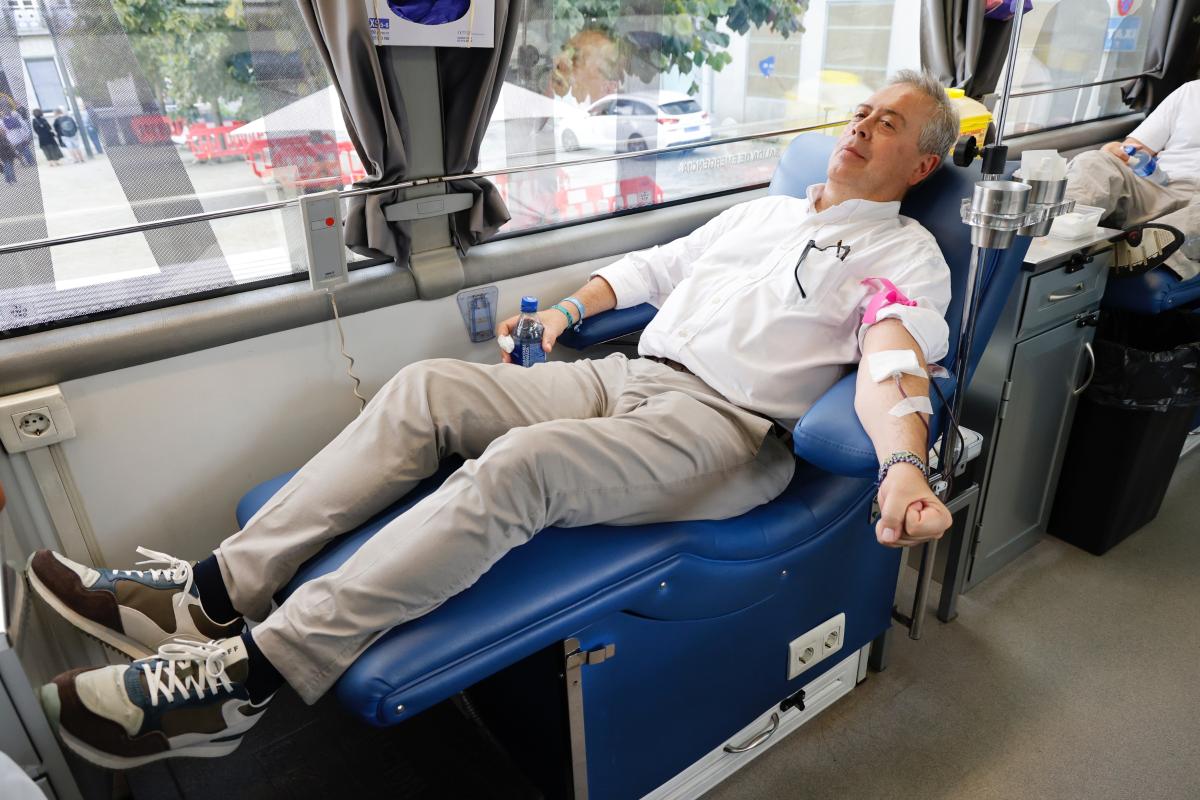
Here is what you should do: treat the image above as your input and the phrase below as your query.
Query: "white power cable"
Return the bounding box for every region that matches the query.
[326,290,368,413]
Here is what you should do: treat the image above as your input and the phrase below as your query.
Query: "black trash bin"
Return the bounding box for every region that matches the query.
[1049,309,1200,555]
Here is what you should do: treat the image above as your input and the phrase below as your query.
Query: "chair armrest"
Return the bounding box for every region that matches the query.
[557,304,657,350]
[792,371,957,478]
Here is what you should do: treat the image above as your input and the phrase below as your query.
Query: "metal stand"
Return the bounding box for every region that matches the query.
[902,179,1074,640]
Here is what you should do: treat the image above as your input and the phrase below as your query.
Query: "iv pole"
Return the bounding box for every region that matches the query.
[901,0,1073,640]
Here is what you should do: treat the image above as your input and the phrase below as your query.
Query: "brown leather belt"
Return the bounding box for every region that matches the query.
[645,355,693,375]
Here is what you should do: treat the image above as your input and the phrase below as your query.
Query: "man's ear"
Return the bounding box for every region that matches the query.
[909,153,942,186]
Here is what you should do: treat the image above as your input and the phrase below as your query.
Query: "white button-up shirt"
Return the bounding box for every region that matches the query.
[593,187,951,427]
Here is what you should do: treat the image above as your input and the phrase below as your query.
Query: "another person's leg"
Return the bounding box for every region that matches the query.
[1066,149,1194,228]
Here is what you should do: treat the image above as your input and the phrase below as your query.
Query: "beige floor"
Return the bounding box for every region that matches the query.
[706,449,1200,800]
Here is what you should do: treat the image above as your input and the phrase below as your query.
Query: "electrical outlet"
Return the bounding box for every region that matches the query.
[14,407,55,438]
[0,386,76,453]
[817,613,846,663]
[787,612,847,680]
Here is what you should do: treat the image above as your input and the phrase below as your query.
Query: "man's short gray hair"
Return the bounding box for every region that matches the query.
[887,69,960,158]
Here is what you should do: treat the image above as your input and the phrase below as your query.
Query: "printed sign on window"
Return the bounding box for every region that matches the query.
[364,0,494,48]
[1104,16,1141,52]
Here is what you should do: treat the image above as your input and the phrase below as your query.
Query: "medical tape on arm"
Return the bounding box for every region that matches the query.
[867,349,927,383]
[889,395,933,417]
[866,348,932,419]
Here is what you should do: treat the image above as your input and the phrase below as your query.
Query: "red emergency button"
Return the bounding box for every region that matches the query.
[325,216,335,227]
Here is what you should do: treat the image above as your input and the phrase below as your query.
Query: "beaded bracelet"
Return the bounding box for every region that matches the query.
[876,450,928,485]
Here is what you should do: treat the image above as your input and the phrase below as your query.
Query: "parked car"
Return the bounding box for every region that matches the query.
[560,91,712,153]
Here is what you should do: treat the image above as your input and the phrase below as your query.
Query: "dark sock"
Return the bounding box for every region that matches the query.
[192,555,241,624]
[240,630,284,704]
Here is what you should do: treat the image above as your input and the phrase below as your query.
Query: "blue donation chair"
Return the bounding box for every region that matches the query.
[236,135,1030,799]
[1102,265,1200,314]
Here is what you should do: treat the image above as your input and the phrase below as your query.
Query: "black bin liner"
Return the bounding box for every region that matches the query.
[1085,311,1200,411]
[1049,310,1200,555]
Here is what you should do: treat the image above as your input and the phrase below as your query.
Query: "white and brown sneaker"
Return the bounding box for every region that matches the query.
[40,638,271,769]
[27,548,242,660]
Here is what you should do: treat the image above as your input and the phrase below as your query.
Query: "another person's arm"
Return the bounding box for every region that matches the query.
[1100,84,1184,161]
[855,320,952,547]
[1101,137,1150,162]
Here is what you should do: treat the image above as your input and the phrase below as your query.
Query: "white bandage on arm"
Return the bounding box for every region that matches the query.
[889,395,933,417]
[867,349,927,383]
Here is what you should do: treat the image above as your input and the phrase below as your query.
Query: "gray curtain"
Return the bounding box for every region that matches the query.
[921,0,1014,99]
[297,1,411,263]
[437,0,522,252]
[1121,0,1200,112]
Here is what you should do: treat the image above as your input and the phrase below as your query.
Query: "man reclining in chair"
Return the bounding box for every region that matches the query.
[28,70,958,769]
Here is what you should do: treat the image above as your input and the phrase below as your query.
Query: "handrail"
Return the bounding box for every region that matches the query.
[1007,73,1148,100]
[0,119,848,258]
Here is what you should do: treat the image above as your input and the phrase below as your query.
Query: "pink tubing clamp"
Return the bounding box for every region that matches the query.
[861,277,917,325]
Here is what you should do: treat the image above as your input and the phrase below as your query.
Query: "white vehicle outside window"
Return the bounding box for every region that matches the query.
[562,92,713,153]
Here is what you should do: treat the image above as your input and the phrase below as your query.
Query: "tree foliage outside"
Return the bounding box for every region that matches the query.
[537,0,809,98]
[53,0,321,125]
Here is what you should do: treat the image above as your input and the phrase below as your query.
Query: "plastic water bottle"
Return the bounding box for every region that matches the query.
[1183,234,1200,262]
[1124,146,1170,185]
[511,296,547,367]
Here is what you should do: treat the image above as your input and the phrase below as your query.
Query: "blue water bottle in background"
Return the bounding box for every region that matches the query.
[1124,145,1170,185]
[512,296,547,367]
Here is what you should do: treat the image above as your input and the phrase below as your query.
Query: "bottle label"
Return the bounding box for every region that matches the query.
[513,340,546,367]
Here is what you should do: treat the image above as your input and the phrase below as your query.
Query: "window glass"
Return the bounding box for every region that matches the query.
[481,0,920,235]
[1000,0,1157,136]
[660,99,702,115]
[0,0,355,335]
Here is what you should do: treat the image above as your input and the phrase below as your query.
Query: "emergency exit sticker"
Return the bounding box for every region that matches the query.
[365,0,494,48]
[1105,16,1141,51]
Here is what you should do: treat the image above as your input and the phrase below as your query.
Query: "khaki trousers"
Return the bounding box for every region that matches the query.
[215,355,796,703]
[1065,150,1196,229]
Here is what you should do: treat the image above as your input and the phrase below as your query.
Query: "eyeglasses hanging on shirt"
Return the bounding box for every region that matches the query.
[794,239,851,299]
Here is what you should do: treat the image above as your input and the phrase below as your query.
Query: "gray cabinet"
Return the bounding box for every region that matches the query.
[961,232,1117,589]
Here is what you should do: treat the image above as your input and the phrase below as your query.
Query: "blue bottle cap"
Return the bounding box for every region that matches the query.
[520,296,539,313]
[1124,145,1136,155]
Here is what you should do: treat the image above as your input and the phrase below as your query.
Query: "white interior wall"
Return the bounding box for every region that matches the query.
[53,260,600,566]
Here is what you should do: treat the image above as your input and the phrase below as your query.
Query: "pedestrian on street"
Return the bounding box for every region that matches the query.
[3,106,34,167]
[0,127,19,184]
[31,108,62,166]
[53,108,85,164]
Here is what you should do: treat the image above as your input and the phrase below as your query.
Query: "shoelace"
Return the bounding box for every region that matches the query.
[141,640,232,707]
[114,546,194,609]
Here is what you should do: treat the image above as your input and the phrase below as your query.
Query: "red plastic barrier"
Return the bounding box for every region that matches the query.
[242,133,364,190]
[187,122,252,161]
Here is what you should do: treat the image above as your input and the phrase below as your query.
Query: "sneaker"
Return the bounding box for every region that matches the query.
[27,548,243,660]
[40,638,271,769]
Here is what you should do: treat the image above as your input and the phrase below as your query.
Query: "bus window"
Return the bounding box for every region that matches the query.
[1000,0,1158,136]
[480,0,921,236]
[0,0,349,336]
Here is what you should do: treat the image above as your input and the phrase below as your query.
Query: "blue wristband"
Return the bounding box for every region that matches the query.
[564,296,586,322]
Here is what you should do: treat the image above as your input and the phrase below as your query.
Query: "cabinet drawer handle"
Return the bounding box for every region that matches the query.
[1074,341,1096,396]
[1048,283,1086,302]
[723,713,780,754]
